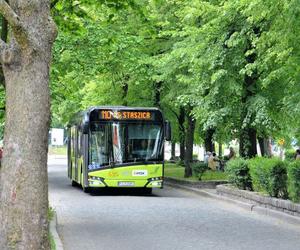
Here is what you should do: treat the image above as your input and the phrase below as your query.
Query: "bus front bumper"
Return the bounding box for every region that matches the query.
[88,177,163,188]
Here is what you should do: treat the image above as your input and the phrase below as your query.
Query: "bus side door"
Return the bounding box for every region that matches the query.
[71,126,77,181]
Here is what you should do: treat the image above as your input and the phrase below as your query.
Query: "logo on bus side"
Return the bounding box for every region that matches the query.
[108,171,119,177]
[132,170,148,177]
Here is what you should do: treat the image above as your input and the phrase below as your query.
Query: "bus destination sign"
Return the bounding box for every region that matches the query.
[100,110,153,120]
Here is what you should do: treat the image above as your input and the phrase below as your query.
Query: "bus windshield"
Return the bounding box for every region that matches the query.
[89,122,163,169]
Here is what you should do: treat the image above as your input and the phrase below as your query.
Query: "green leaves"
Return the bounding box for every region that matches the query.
[49,0,300,148]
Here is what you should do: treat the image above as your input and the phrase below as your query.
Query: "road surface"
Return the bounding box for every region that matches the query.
[48,155,300,250]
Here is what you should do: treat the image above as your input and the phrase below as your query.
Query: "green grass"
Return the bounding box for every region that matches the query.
[48,146,67,155]
[164,163,228,181]
[201,170,228,181]
[48,206,55,222]
[48,207,56,250]
[49,233,56,250]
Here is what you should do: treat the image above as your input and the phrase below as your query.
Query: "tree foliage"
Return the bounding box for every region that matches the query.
[50,0,300,161]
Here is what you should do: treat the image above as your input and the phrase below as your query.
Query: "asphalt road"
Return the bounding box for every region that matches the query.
[48,155,300,250]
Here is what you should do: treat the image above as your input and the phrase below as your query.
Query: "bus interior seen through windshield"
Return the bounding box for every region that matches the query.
[89,122,164,169]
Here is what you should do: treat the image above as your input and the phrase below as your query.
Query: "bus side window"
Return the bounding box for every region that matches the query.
[77,131,82,157]
[73,127,76,157]
[70,128,74,157]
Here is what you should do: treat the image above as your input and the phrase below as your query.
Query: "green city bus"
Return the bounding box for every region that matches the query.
[67,106,171,193]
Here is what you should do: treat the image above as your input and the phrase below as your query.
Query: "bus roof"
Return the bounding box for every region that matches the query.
[87,106,161,112]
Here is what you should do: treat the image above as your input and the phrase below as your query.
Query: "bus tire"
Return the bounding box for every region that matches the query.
[71,180,77,187]
[82,186,90,193]
[144,188,152,195]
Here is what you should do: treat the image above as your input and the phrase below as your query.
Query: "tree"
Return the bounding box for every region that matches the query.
[49,0,300,170]
[0,0,57,249]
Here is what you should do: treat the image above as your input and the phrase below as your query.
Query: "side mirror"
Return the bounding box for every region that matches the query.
[82,121,89,134]
[82,114,89,134]
[164,121,172,141]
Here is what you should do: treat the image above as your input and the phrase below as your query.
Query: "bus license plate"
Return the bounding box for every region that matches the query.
[118,181,135,187]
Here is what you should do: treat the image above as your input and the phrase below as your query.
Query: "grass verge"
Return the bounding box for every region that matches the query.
[164,163,228,181]
[48,207,56,250]
[49,232,56,250]
[48,146,67,156]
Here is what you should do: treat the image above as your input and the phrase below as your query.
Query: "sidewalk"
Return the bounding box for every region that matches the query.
[164,178,300,226]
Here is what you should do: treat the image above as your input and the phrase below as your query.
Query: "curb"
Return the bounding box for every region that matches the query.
[164,177,227,189]
[217,184,300,217]
[165,181,300,226]
[50,212,64,250]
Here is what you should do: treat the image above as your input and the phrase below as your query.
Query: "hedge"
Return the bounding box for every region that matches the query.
[288,161,300,202]
[226,156,300,202]
[285,149,296,162]
[248,157,288,199]
[225,158,252,190]
[192,162,208,180]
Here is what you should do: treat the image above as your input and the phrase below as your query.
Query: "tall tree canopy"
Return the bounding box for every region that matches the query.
[49,0,300,166]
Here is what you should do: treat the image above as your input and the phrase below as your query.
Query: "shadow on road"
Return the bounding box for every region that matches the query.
[89,187,159,197]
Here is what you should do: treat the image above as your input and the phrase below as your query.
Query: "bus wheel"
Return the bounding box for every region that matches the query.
[71,180,77,187]
[144,188,152,195]
[82,186,90,193]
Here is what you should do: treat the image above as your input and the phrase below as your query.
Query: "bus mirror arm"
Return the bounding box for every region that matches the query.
[82,121,89,134]
[164,121,171,141]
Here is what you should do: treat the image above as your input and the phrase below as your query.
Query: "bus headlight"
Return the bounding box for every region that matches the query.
[148,177,163,181]
[151,181,162,187]
[90,176,103,181]
[88,176,105,186]
[147,177,163,187]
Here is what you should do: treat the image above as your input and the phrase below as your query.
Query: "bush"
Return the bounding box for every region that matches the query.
[225,158,252,190]
[288,161,300,202]
[192,162,208,180]
[176,160,185,167]
[285,149,295,161]
[249,157,288,199]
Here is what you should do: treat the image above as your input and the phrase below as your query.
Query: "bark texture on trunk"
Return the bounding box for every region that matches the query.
[239,36,258,159]
[258,137,272,157]
[178,106,185,161]
[0,9,8,87]
[218,143,222,157]
[258,136,265,156]
[0,1,57,249]
[184,109,195,178]
[170,141,176,160]
[204,128,215,153]
[239,127,257,158]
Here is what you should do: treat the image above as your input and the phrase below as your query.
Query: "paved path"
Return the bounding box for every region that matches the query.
[48,155,300,250]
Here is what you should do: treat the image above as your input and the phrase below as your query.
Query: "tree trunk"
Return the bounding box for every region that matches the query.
[184,109,195,178]
[204,128,215,153]
[258,137,272,157]
[170,141,176,160]
[0,1,57,249]
[239,36,258,159]
[218,143,222,157]
[0,11,8,87]
[180,140,185,161]
[265,138,272,157]
[240,127,257,158]
[258,136,265,156]
[178,106,185,161]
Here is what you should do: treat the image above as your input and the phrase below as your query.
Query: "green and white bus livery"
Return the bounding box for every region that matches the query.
[67,106,171,193]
